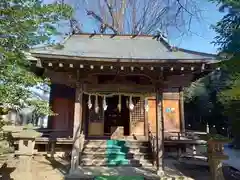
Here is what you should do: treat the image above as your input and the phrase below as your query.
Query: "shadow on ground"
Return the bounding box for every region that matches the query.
[222,165,240,180]
[174,161,240,180]
[0,163,15,180]
[173,162,210,180]
[36,155,70,175]
[65,166,160,180]
[33,154,240,180]
[64,159,192,180]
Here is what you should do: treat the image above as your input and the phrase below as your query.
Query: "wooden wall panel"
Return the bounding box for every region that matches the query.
[162,99,180,132]
[88,122,104,136]
[147,94,181,134]
[52,98,74,137]
[148,98,157,134]
[50,84,75,137]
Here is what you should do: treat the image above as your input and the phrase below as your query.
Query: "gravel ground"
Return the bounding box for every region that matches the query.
[0,155,238,180]
[0,155,69,180]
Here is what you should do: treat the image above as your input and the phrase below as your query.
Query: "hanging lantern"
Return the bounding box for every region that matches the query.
[117,95,121,112]
[103,96,107,111]
[129,96,134,111]
[95,95,99,114]
[88,95,92,109]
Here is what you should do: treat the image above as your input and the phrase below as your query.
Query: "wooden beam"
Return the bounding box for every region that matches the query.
[155,88,164,176]
[84,84,155,94]
[70,84,83,173]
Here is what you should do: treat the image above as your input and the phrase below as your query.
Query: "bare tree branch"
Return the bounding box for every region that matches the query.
[70,18,82,34]
[86,9,118,34]
[60,0,82,34]
[104,0,115,28]
[65,0,204,39]
[176,0,194,16]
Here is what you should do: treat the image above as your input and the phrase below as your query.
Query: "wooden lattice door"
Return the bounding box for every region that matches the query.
[130,98,145,136]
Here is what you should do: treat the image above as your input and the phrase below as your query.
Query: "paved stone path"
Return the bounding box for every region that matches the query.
[0,155,238,180]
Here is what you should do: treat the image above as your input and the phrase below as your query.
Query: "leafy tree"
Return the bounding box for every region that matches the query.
[184,70,228,133]
[184,0,240,140]
[186,0,240,146]
[210,0,240,55]
[211,0,240,143]
[0,0,73,115]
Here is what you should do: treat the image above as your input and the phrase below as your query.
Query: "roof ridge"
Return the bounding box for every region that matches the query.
[177,48,217,57]
[73,32,153,38]
[154,36,217,57]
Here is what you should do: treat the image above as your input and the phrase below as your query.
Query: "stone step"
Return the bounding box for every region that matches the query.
[80,158,153,167]
[83,145,150,153]
[84,140,149,147]
[83,148,151,154]
[84,142,150,147]
[81,152,153,160]
[65,175,191,180]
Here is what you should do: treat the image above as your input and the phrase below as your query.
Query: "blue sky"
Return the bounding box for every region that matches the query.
[45,0,224,54]
[170,1,224,54]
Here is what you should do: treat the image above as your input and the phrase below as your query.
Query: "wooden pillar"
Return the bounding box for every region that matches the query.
[70,84,83,173]
[47,83,54,129]
[155,88,164,176]
[179,87,185,132]
[144,98,149,140]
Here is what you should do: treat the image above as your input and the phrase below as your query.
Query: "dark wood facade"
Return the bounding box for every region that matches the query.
[30,33,219,173]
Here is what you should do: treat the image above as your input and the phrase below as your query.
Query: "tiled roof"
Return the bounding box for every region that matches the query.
[31,34,217,61]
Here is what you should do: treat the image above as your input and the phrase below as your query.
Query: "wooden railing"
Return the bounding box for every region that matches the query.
[164,130,207,140]
[36,128,72,138]
[147,123,157,166]
[147,125,208,163]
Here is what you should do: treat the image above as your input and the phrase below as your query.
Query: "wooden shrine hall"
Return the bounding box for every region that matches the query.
[29,33,219,174]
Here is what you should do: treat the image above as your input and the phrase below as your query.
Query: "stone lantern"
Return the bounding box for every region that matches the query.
[207,139,229,180]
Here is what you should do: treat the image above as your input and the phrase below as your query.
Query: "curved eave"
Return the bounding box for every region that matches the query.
[30,52,220,64]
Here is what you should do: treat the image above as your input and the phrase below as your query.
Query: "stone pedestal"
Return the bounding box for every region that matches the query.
[207,139,229,180]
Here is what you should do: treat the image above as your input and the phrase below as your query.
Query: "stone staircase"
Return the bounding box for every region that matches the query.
[80,139,154,167]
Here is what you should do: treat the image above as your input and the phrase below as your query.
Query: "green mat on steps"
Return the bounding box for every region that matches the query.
[94,176,144,180]
[106,140,130,166]
[95,140,145,179]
